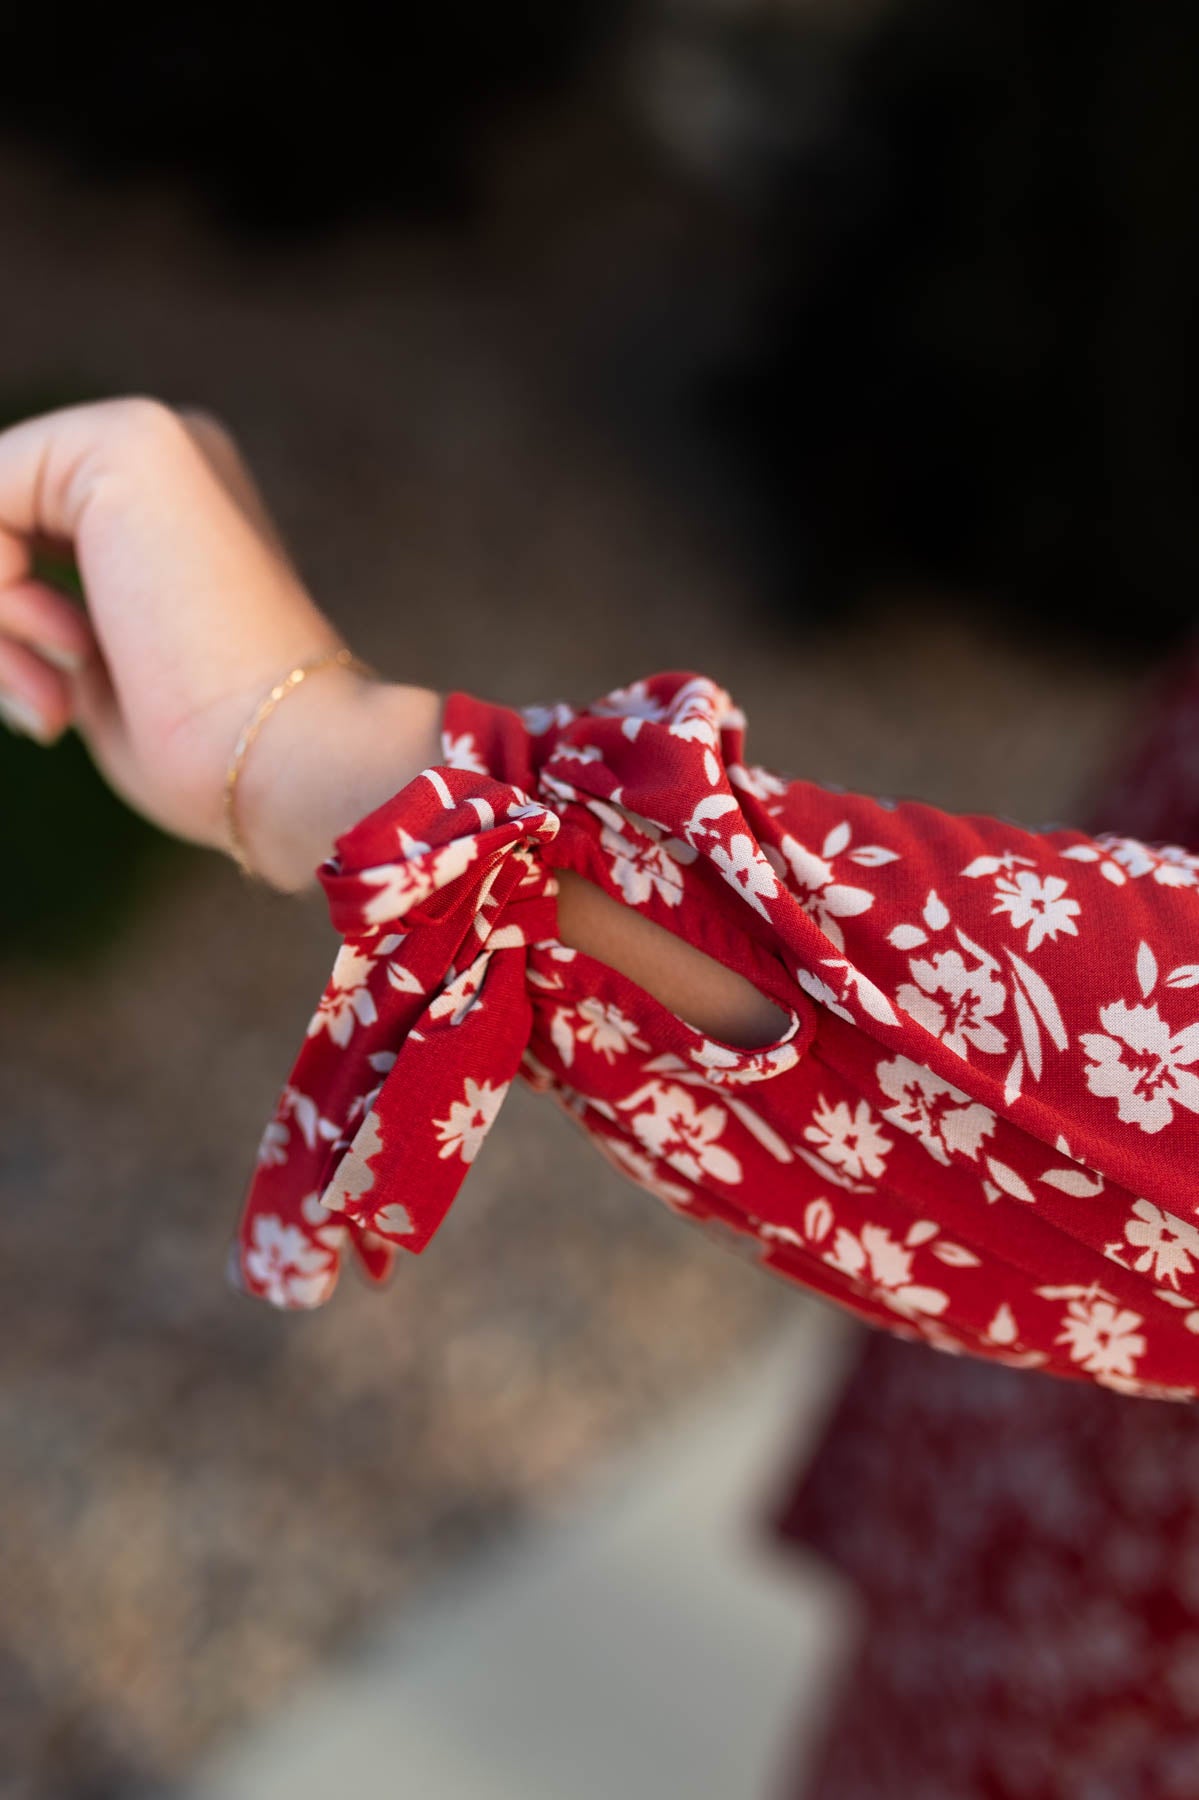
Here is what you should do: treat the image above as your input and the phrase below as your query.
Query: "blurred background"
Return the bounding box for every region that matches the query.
[0,2,1195,1795]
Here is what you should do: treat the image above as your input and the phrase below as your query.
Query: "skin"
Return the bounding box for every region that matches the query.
[0,397,789,1050]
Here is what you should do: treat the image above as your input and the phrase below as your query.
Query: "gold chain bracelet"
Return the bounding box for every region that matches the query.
[223,645,375,880]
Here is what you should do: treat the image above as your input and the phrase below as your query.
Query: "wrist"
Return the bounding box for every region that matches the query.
[232,666,445,892]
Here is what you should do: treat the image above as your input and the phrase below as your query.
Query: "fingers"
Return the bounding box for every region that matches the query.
[0,575,101,744]
[0,395,291,558]
[0,396,335,837]
[2,396,312,669]
[0,632,73,743]
[0,588,135,808]
[0,410,98,746]
[0,398,287,566]
[0,576,97,672]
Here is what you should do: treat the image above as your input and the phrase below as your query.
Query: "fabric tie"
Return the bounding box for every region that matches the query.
[232,765,561,1309]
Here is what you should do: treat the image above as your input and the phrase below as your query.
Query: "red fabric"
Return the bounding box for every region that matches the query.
[234,669,1199,1399]
[768,1332,1199,1800]
[765,644,1199,1800]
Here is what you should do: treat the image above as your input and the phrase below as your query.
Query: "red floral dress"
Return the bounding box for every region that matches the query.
[766,648,1199,1800]
[235,668,1199,1404]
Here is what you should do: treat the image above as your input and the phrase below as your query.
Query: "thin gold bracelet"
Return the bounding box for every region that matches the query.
[223,646,375,881]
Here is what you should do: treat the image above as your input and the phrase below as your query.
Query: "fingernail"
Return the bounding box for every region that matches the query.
[0,693,51,743]
[38,642,87,673]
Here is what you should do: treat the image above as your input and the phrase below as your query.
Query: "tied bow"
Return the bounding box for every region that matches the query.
[233,766,561,1309]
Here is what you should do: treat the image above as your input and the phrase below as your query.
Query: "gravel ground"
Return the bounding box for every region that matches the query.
[0,106,1142,1799]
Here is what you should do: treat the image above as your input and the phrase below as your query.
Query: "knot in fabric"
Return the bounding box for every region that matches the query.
[234,766,562,1309]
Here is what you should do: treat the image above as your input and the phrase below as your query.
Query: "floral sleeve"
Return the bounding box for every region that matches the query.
[232,669,1199,1400]
[747,773,1199,1192]
[689,722,1199,1397]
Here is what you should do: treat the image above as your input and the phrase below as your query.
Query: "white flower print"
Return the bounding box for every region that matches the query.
[986,1301,1020,1346]
[328,1051,395,1160]
[990,870,1081,951]
[774,834,874,951]
[887,887,1071,1103]
[686,1036,802,1085]
[1081,999,1199,1134]
[875,1054,997,1165]
[259,1085,341,1167]
[601,673,723,748]
[284,1084,341,1150]
[963,852,1081,950]
[519,700,575,737]
[359,833,479,927]
[590,680,669,728]
[551,742,602,767]
[1123,1198,1199,1289]
[1055,1296,1146,1379]
[824,1223,949,1319]
[352,826,432,916]
[680,792,739,845]
[322,1111,384,1214]
[374,1203,416,1238]
[628,1083,742,1185]
[600,819,685,908]
[709,833,779,919]
[892,950,1000,1058]
[257,1120,289,1167]
[809,959,899,1027]
[804,1097,892,1182]
[551,997,649,1068]
[428,951,490,1026]
[326,1109,410,1238]
[897,950,1007,1060]
[300,1190,347,1250]
[433,1077,509,1163]
[795,968,856,1024]
[655,674,734,748]
[307,944,379,1047]
[440,729,489,774]
[1098,835,1199,888]
[244,1213,337,1309]
[728,763,787,803]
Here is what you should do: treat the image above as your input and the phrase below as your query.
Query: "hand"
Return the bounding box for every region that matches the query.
[0,397,443,889]
[0,398,789,1046]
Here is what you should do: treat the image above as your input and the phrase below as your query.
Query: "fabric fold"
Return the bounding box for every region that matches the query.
[233,766,561,1309]
[230,664,1199,1396]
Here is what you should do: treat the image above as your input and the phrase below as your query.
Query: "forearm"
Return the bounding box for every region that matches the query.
[235,671,445,891]
[554,868,791,1048]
